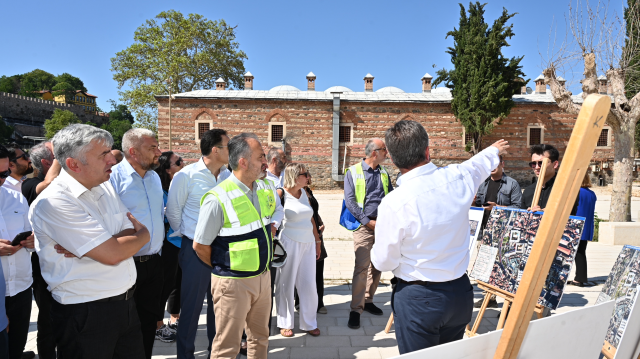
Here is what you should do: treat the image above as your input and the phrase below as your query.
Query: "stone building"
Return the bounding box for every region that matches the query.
[156,73,618,189]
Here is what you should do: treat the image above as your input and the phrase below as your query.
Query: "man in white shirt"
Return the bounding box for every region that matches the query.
[0,145,36,359]
[266,147,286,187]
[110,128,164,359]
[371,120,508,354]
[29,124,150,358]
[4,144,33,193]
[166,129,231,359]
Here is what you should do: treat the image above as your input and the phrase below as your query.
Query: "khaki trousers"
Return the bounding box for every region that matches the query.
[210,271,271,359]
[350,225,381,313]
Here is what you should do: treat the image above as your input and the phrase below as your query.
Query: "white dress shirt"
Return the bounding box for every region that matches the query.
[266,170,285,188]
[3,176,24,193]
[371,147,500,282]
[166,159,231,240]
[0,187,33,297]
[109,159,165,256]
[29,169,136,304]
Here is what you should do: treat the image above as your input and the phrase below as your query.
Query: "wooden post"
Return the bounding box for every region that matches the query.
[384,312,394,334]
[493,94,611,359]
[530,158,550,208]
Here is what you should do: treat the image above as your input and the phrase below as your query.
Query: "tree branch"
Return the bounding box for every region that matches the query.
[543,67,581,115]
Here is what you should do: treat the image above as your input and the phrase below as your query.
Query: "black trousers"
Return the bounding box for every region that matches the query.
[6,286,32,359]
[0,328,8,359]
[268,266,277,335]
[32,253,60,359]
[159,239,182,318]
[133,254,164,359]
[294,258,325,308]
[51,296,145,359]
[574,240,589,283]
[392,274,474,355]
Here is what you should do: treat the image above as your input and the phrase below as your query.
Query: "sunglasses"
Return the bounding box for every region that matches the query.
[298,172,310,178]
[173,158,183,167]
[528,160,552,169]
[0,168,11,179]
[11,153,29,162]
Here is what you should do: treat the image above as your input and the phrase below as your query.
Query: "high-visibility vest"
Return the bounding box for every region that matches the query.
[200,178,276,278]
[339,162,389,231]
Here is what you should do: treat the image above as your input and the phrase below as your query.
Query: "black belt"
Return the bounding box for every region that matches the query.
[398,278,432,286]
[133,253,160,263]
[93,285,136,302]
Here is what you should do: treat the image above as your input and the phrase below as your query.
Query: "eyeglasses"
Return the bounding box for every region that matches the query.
[373,147,387,152]
[298,172,310,178]
[173,158,183,167]
[0,169,11,179]
[11,153,29,162]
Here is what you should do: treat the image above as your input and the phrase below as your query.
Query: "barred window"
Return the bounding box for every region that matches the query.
[339,125,351,143]
[198,122,210,139]
[597,128,609,147]
[271,124,284,142]
[464,132,474,145]
[529,128,542,146]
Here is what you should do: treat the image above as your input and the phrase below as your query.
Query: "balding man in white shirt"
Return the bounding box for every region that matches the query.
[29,124,150,359]
[371,120,509,354]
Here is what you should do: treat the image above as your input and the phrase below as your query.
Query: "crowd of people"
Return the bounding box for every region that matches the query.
[0,119,598,359]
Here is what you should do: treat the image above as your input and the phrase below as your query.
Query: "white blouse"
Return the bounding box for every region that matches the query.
[280,189,314,244]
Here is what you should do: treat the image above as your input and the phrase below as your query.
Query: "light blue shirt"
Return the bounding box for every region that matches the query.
[0,262,6,331]
[109,158,165,256]
[166,158,232,240]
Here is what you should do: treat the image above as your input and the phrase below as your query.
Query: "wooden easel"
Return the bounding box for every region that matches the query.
[602,340,616,359]
[494,95,610,359]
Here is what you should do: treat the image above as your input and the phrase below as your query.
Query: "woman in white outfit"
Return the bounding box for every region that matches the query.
[275,163,322,337]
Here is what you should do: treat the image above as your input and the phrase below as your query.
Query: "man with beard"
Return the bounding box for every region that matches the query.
[5,144,33,193]
[194,133,279,358]
[266,147,287,187]
[108,128,164,359]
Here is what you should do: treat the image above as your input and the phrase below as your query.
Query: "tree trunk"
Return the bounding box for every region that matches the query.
[609,124,635,222]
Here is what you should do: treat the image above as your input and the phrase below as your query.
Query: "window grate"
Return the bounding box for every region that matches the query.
[529,128,542,146]
[597,128,609,147]
[198,123,210,139]
[271,124,284,142]
[464,132,474,145]
[339,126,351,143]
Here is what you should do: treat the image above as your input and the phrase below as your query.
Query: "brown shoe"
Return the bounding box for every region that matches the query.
[306,328,321,337]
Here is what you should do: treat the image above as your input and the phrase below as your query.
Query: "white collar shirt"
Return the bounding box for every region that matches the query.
[0,187,33,297]
[29,169,136,304]
[371,147,500,282]
[266,170,284,188]
[109,159,165,256]
[165,158,231,240]
[3,176,23,193]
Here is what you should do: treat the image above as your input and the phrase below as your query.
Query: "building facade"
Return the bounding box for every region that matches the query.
[156,73,619,189]
[38,90,99,113]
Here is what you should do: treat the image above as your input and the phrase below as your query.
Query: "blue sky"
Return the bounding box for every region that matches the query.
[0,0,624,113]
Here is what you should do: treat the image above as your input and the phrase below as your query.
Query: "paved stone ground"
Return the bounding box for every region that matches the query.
[22,192,626,358]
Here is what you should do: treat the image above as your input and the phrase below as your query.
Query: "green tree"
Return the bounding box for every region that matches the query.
[44,109,80,139]
[111,10,248,133]
[0,75,21,94]
[19,69,57,97]
[107,100,134,124]
[52,82,76,102]
[102,119,132,150]
[434,2,526,154]
[0,116,14,144]
[55,73,87,92]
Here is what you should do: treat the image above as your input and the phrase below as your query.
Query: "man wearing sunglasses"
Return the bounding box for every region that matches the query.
[521,144,578,214]
[341,138,393,330]
[4,144,33,193]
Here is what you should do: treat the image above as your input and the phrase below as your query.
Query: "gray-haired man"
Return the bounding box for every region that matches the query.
[29,124,150,358]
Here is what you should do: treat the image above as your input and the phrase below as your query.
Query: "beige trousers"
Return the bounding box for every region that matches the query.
[210,271,271,359]
[350,225,381,313]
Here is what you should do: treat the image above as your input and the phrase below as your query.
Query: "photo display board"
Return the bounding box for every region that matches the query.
[470,207,585,309]
[468,207,485,259]
[596,245,640,356]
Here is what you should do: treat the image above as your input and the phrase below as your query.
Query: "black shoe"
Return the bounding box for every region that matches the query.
[363,303,384,316]
[239,339,247,356]
[21,352,35,359]
[348,311,360,329]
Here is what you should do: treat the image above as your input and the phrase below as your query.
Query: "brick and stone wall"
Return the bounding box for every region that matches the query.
[0,92,109,128]
[157,98,618,189]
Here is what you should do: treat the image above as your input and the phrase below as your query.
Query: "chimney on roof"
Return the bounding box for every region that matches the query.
[598,75,608,94]
[422,73,433,93]
[215,78,226,91]
[516,77,526,95]
[364,73,374,92]
[557,76,566,88]
[306,72,316,91]
[244,72,254,90]
[534,75,546,94]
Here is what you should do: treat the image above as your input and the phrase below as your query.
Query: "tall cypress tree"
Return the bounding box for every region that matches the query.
[434,2,526,154]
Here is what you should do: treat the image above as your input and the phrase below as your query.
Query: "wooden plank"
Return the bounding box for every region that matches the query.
[493,94,611,359]
[497,300,511,330]
[384,312,394,334]
[602,340,616,359]
[530,158,550,208]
